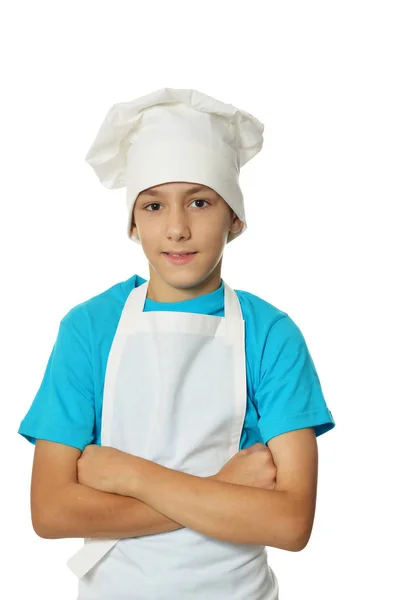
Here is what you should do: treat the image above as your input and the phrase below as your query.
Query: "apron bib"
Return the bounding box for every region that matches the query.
[67,280,279,599]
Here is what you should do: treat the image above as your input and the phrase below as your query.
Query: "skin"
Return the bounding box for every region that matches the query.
[77,430,317,550]
[72,192,318,550]
[31,180,318,551]
[129,181,244,302]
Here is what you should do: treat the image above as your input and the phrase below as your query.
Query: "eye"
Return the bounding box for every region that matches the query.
[190,199,210,208]
[143,199,210,211]
[144,203,162,212]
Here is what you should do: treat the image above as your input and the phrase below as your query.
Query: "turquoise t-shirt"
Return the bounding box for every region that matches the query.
[18,274,335,451]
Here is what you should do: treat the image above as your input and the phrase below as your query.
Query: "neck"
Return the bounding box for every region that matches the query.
[146,266,223,303]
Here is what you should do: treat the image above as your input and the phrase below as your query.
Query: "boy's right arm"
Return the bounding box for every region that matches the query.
[31,439,185,539]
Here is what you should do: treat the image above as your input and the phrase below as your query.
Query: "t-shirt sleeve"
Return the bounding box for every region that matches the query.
[17,308,95,451]
[255,315,335,444]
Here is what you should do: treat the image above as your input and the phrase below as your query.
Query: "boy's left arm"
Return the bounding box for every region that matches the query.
[79,427,318,552]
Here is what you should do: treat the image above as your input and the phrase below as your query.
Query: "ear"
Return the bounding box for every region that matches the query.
[129,213,140,240]
[230,212,244,235]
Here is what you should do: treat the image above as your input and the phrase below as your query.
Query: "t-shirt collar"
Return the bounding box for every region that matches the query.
[142,278,225,315]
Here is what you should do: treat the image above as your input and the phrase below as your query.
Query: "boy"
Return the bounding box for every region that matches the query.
[18,87,335,599]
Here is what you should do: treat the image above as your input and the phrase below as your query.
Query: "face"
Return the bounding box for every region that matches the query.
[130,181,243,301]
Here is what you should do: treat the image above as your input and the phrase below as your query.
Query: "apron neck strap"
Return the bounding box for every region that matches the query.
[132,280,243,321]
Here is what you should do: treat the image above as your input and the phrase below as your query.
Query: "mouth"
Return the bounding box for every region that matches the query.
[162,251,198,264]
[162,252,198,256]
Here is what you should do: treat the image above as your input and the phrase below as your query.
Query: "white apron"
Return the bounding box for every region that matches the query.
[67,280,279,599]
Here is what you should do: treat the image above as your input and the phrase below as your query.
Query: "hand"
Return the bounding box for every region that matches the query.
[77,444,137,495]
[213,442,277,490]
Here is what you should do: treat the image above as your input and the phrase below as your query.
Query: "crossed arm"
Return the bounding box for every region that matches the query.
[31,428,318,552]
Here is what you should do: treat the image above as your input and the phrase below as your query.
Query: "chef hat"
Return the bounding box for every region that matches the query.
[85,87,264,244]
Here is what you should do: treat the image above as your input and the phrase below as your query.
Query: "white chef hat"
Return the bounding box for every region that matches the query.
[85,87,264,244]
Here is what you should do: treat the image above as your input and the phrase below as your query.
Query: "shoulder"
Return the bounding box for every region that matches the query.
[235,287,287,320]
[233,287,310,378]
[59,273,145,333]
[234,287,295,338]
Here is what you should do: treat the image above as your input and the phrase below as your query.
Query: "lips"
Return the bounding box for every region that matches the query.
[163,252,197,256]
[162,252,198,265]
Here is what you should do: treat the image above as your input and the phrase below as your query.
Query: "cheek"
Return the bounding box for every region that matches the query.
[140,237,157,257]
[135,217,160,243]
[201,217,230,244]
[139,229,162,259]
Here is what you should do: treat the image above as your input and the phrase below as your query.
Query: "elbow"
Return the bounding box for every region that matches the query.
[31,483,76,539]
[31,506,63,539]
[289,536,308,553]
[264,523,310,552]
[32,514,61,539]
[289,521,313,552]
[34,528,60,540]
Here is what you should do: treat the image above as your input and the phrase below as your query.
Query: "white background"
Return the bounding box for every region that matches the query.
[2,1,398,598]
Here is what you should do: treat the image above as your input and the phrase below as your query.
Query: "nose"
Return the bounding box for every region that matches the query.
[165,206,191,241]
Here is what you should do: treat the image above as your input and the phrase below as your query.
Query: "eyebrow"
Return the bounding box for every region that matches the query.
[139,185,213,197]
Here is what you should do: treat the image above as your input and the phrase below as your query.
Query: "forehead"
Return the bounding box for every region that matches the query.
[138,182,217,197]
